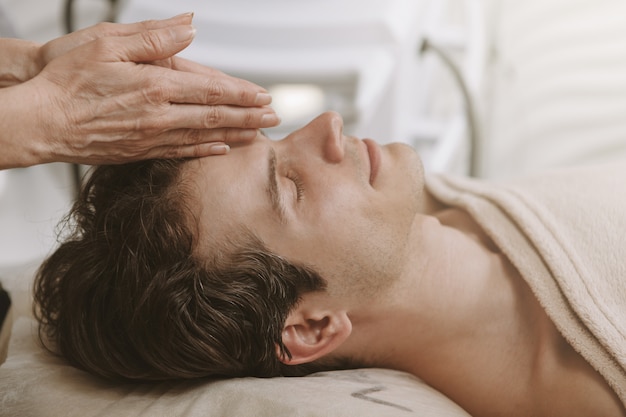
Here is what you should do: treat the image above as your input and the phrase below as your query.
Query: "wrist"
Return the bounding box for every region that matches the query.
[0,39,43,88]
[0,82,49,169]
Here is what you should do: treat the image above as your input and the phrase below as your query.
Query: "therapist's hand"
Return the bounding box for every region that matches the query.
[35,14,197,67]
[15,14,279,166]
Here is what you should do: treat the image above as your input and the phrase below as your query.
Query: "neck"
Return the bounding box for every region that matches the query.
[341,207,544,413]
[337,204,625,417]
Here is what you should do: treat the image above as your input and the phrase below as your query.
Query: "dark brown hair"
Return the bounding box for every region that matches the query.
[33,159,329,381]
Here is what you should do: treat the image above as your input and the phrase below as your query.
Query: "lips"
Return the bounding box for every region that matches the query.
[363,139,380,185]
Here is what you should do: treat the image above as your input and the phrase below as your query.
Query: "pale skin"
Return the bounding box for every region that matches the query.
[0,13,280,169]
[185,112,625,417]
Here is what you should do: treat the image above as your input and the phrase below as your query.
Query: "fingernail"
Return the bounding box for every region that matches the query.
[209,143,230,155]
[261,113,281,127]
[172,25,196,42]
[172,12,194,19]
[255,93,272,106]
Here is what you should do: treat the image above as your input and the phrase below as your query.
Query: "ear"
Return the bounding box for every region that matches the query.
[277,299,352,365]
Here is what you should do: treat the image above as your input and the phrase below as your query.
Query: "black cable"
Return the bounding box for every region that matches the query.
[64,0,119,33]
[419,38,480,177]
[63,0,75,34]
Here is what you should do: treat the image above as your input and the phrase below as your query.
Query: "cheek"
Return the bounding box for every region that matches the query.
[262,166,422,291]
[278,196,409,292]
[263,189,366,263]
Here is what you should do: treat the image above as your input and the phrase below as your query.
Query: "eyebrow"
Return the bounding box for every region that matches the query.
[267,147,287,223]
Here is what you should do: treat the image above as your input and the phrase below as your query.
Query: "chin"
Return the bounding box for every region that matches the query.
[386,142,421,160]
[381,143,425,209]
[388,142,425,178]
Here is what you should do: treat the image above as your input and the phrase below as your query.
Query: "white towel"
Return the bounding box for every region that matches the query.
[427,161,626,406]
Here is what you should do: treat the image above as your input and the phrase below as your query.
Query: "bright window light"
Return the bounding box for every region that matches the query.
[268,84,326,125]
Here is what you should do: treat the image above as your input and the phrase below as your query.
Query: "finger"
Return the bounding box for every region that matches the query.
[147,65,272,107]
[80,13,195,39]
[132,13,195,32]
[111,24,196,63]
[158,128,260,147]
[141,142,232,160]
[169,57,272,105]
[156,103,280,131]
[48,14,195,56]
[170,57,238,78]
[138,128,261,159]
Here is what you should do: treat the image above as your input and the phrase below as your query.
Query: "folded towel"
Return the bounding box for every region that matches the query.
[427,161,626,407]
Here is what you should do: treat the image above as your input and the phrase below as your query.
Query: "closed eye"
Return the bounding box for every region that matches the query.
[286,173,304,202]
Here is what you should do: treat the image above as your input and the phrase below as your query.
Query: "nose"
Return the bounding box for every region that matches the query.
[295,111,345,163]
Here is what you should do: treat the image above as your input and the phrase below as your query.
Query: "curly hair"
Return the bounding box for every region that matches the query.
[33,159,329,381]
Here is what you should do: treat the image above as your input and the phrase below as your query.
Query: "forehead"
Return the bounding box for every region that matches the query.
[182,140,273,250]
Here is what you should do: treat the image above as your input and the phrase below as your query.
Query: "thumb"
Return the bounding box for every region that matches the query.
[116,24,196,63]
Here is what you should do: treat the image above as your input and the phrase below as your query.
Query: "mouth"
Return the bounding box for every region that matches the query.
[362,139,381,185]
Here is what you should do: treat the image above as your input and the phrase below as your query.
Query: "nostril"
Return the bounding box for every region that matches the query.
[323,112,345,163]
[291,112,345,163]
[324,134,344,164]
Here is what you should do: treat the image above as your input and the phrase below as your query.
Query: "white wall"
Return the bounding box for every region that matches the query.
[478,0,626,178]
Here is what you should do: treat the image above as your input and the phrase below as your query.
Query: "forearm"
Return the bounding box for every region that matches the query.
[0,39,41,87]
[0,83,47,169]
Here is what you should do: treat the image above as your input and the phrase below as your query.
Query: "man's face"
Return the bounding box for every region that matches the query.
[186,112,428,299]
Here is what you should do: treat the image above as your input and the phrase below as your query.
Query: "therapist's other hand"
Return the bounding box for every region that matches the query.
[24,15,279,165]
[36,14,194,66]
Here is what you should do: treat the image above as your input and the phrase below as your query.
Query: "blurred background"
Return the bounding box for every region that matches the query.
[1,0,626,299]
